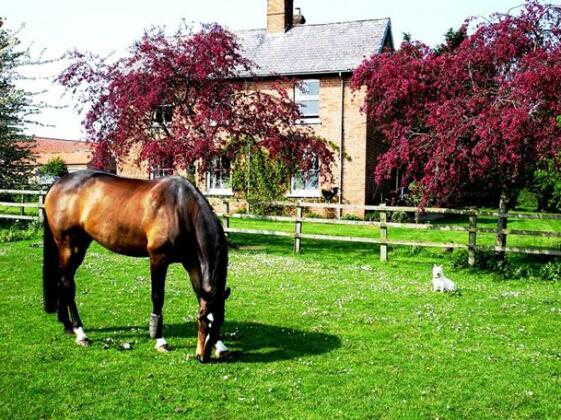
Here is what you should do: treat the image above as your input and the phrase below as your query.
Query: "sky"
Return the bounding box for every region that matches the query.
[5,0,538,140]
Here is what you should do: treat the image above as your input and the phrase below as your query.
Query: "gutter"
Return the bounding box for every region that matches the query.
[234,69,354,81]
[338,71,344,219]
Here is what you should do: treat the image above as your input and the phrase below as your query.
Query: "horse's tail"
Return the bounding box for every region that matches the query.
[43,211,59,313]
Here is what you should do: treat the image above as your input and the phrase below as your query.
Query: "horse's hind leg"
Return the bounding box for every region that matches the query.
[58,238,91,346]
[149,254,171,352]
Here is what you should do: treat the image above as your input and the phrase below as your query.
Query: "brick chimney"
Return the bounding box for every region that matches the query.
[267,0,294,33]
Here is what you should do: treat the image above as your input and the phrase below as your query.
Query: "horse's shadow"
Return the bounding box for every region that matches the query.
[89,321,340,363]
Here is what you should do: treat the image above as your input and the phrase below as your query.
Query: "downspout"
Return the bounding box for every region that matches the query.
[338,72,344,219]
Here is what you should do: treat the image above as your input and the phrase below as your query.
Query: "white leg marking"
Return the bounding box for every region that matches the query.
[215,340,229,357]
[155,337,168,349]
[73,327,88,343]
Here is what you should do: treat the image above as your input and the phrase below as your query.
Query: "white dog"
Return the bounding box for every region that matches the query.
[432,265,457,292]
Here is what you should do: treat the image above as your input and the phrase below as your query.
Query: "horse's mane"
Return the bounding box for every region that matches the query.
[178,178,228,300]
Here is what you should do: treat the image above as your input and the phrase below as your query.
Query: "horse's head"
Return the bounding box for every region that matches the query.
[197,287,231,363]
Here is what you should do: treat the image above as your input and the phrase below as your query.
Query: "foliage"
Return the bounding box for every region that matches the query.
[230,140,290,214]
[529,117,561,212]
[529,155,561,212]
[0,18,36,188]
[58,23,333,176]
[37,157,68,177]
[352,1,561,207]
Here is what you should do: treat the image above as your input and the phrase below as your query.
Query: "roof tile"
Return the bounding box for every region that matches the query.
[235,18,391,77]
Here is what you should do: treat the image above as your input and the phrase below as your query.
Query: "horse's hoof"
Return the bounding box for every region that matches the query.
[156,343,172,353]
[76,338,90,347]
[216,350,230,360]
[196,354,209,363]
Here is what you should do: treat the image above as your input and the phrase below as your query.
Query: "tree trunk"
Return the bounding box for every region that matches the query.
[496,192,509,260]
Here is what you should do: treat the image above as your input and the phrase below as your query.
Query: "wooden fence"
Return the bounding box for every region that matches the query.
[1,190,560,266]
[219,200,561,266]
[0,189,47,222]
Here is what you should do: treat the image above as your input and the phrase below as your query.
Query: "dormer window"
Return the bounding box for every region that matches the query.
[295,79,320,123]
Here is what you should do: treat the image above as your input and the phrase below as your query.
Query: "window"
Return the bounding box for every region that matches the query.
[149,165,174,180]
[149,157,174,179]
[206,156,232,195]
[151,104,174,136]
[295,79,320,122]
[290,157,320,197]
[151,105,173,126]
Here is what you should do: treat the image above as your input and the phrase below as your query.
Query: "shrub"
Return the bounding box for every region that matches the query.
[0,221,41,243]
[342,214,362,221]
[38,157,69,177]
[390,211,409,223]
[450,249,561,281]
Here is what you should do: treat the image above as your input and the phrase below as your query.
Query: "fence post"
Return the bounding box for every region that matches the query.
[38,193,45,223]
[468,210,477,267]
[222,200,230,236]
[20,193,24,216]
[294,203,302,253]
[379,204,388,262]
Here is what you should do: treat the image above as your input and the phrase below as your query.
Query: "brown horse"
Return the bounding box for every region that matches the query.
[43,170,230,363]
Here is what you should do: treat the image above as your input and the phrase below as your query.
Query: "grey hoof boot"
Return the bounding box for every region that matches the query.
[149,314,163,339]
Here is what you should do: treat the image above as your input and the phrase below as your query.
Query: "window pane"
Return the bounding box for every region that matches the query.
[291,164,319,193]
[303,79,319,96]
[298,100,319,117]
[208,157,231,190]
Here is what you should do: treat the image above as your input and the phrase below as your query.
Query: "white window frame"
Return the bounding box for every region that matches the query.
[206,156,233,196]
[295,79,320,124]
[289,157,321,197]
[149,164,174,180]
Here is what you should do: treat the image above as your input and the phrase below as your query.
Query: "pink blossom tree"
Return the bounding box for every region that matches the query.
[352,1,561,209]
[58,24,333,178]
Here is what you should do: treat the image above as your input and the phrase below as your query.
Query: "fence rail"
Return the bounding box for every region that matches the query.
[0,189,46,222]
[220,200,561,265]
[1,190,560,264]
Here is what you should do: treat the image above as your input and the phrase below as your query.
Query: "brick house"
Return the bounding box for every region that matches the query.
[118,0,394,211]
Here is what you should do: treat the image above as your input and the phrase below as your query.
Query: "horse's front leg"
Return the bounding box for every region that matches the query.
[185,267,229,363]
[149,254,171,352]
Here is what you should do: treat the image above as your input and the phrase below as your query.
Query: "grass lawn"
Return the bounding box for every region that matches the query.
[0,224,560,418]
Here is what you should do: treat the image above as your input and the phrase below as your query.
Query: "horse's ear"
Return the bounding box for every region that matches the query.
[224,287,231,300]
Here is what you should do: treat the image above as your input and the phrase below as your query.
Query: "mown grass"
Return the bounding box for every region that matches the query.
[0,224,560,418]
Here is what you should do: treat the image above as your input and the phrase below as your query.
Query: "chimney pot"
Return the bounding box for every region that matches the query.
[293,7,306,25]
